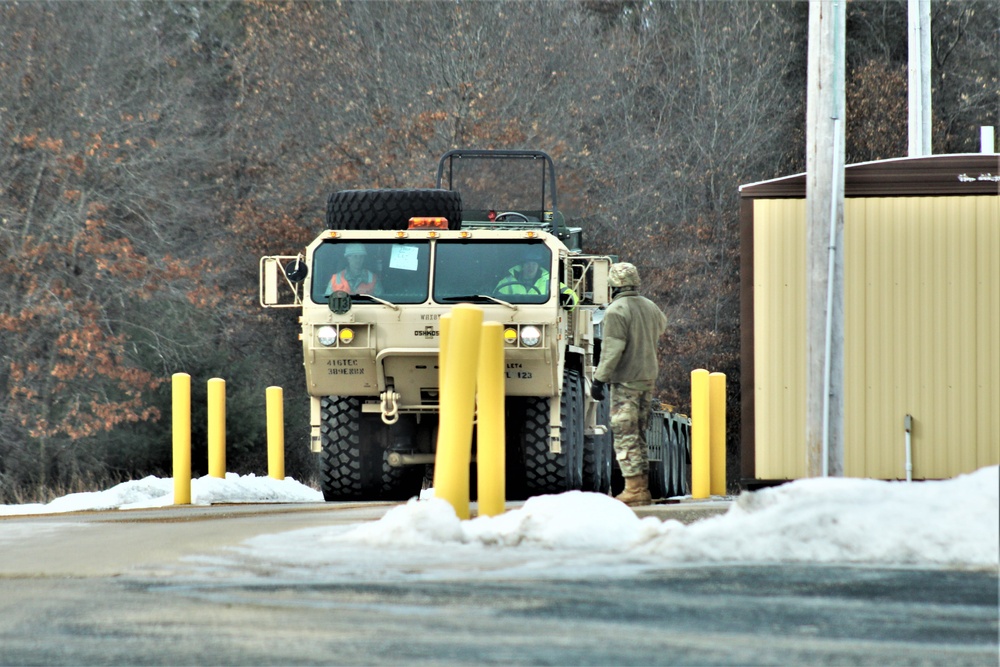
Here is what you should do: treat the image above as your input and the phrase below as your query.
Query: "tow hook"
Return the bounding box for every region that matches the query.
[380,390,400,425]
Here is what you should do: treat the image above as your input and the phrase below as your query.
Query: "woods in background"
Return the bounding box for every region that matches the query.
[1,0,996,501]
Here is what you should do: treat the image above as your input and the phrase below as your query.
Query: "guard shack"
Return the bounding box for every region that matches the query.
[739,154,999,485]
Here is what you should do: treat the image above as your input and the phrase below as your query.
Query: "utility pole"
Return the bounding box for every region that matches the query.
[805,0,845,478]
[908,0,932,156]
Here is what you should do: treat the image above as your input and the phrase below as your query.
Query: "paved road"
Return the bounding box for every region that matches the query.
[1,503,996,666]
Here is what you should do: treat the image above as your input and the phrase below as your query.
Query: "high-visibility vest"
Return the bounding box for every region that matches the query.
[496,267,578,308]
[496,267,549,295]
[330,269,377,295]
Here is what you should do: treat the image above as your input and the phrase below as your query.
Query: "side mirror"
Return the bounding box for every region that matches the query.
[329,290,351,315]
[590,260,611,305]
[259,255,304,307]
[285,259,308,283]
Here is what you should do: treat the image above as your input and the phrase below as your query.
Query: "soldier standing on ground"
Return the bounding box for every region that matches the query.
[590,262,667,506]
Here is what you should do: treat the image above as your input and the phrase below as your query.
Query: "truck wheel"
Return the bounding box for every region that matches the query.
[318,396,423,501]
[326,189,462,231]
[583,392,613,494]
[521,370,584,496]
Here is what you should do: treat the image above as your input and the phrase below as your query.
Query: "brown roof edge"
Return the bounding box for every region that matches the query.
[739,153,1000,199]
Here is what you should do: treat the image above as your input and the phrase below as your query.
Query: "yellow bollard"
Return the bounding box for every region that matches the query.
[439,313,451,392]
[433,304,483,520]
[172,372,192,505]
[266,386,285,480]
[709,372,727,496]
[476,322,506,517]
[207,378,226,479]
[690,369,710,499]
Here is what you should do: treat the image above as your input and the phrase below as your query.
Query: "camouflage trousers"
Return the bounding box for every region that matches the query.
[610,385,652,478]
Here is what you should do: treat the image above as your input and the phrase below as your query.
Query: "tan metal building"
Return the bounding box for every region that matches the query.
[739,154,999,484]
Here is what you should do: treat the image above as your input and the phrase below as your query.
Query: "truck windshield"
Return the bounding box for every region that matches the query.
[433,241,552,305]
[312,240,430,304]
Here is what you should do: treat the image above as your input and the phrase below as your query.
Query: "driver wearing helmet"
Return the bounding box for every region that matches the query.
[495,245,550,296]
[327,243,379,296]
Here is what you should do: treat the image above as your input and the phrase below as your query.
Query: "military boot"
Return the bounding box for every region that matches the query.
[615,473,652,507]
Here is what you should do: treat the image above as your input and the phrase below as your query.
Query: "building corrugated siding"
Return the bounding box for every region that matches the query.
[752,199,806,479]
[753,195,999,480]
[976,196,1000,473]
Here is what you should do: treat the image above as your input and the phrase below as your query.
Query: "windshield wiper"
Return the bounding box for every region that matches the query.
[352,294,400,311]
[439,294,517,310]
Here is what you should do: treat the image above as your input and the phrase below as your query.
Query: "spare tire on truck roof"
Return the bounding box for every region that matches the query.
[326,188,463,231]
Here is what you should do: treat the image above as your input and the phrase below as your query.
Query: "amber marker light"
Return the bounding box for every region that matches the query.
[503,327,518,345]
[339,327,355,345]
[408,217,449,230]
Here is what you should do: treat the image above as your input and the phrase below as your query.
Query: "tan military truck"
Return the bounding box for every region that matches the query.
[260,150,621,501]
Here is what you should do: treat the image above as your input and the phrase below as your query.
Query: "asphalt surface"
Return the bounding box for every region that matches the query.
[1,500,996,666]
[0,498,732,578]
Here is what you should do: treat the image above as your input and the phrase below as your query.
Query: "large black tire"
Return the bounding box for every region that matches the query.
[503,400,529,501]
[318,396,423,501]
[583,391,613,494]
[521,369,584,496]
[648,413,689,500]
[326,188,462,231]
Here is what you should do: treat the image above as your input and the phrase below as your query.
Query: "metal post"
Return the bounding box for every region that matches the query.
[709,372,727,496]
[266,386,285,480]
[207,378,226,478]
[904,414,913,482]
[691,369,710,499]
[172,373,192,505]
[477,322,506,517]
[433,305,483,520]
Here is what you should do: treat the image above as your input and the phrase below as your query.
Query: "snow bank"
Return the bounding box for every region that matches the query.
[0,473,322,515]
[3,465,996,573]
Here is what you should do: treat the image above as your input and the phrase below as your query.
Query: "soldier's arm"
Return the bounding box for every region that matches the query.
[595,334,626,383]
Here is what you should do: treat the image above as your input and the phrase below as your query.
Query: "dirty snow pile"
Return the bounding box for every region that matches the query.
[1,466,996,572]
[0,473,321,515]
[228,465,999,576]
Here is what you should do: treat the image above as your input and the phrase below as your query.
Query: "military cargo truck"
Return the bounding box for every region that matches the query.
[260,150,620,501]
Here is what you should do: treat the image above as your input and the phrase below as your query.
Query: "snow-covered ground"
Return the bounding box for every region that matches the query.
[0,473,323,515]
[2,467,997,576]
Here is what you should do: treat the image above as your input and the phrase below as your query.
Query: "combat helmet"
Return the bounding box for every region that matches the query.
[609,262,640,288]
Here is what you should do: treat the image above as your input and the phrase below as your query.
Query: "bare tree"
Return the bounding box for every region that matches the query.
[0,2,234,499]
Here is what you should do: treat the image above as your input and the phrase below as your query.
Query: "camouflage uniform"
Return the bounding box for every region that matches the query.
[610,385,653,477]
[594,262,667,479]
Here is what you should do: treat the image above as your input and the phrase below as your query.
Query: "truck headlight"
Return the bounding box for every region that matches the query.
[520,325,542,347]
[317,325,337,346]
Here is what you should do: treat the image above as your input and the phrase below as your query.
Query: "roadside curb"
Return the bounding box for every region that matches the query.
[632,497,733,524]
